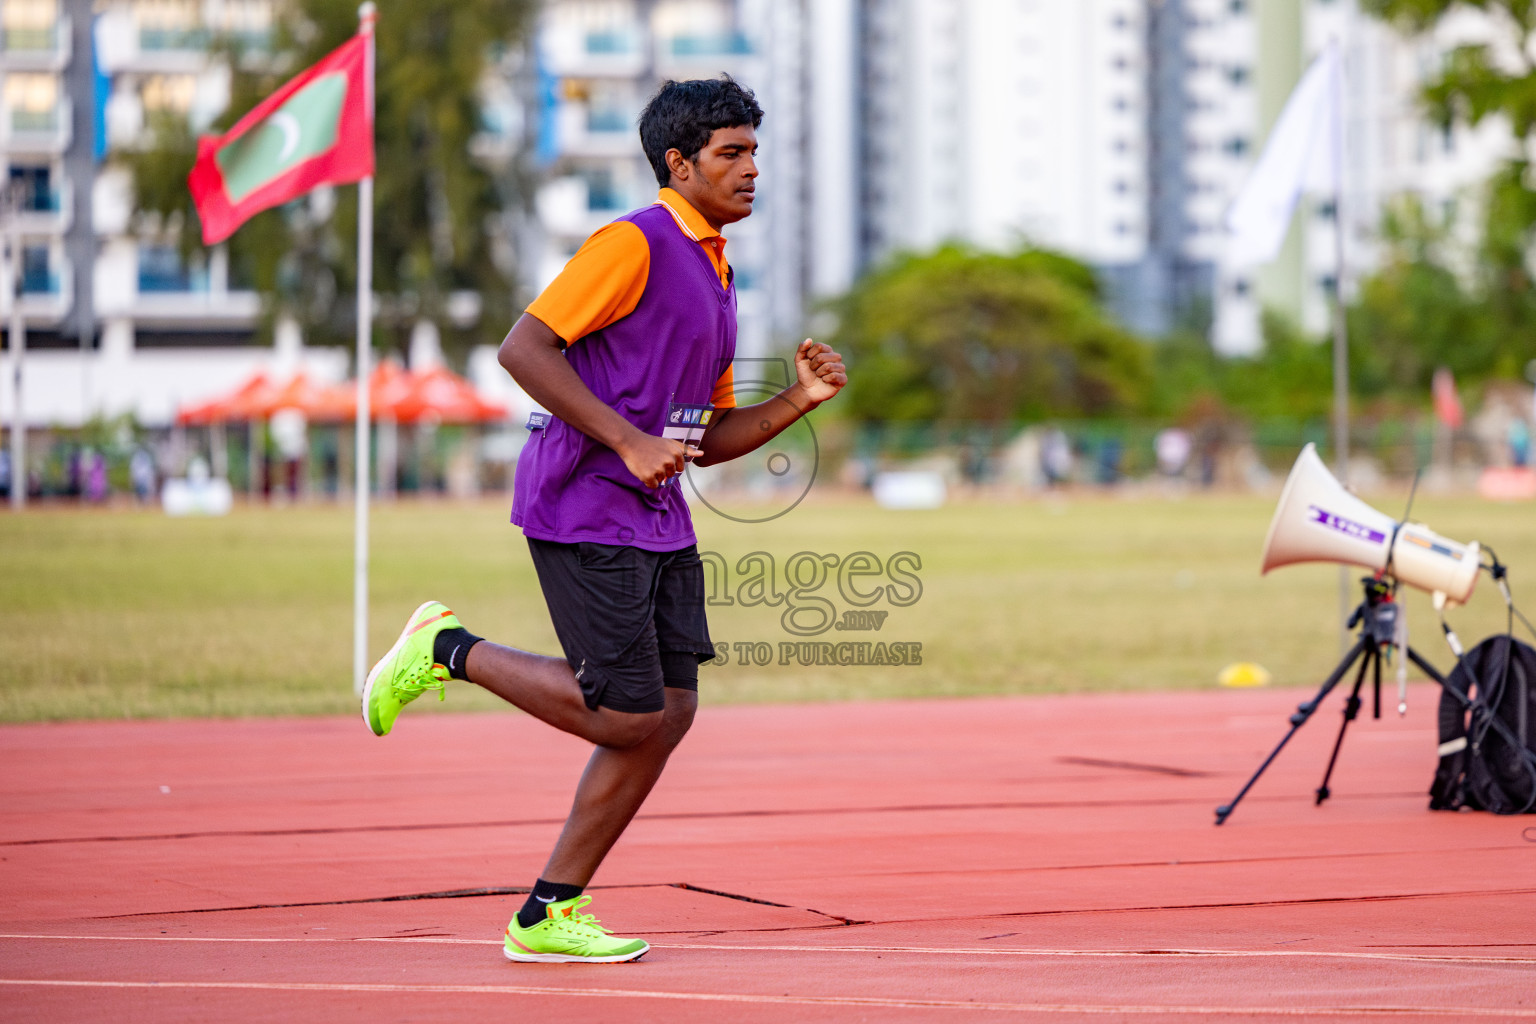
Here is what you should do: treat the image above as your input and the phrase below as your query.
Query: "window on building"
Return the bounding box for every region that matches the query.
[138,242,207,293]
[582,169,625,212]
[1223,136,1250,156]
[20,245,53,292]
[133,0,206,51]
[2,0,59,49]
[4,72,59,130]
[214,0,272,49]
[7,165,56,211]
[141,74,197,114]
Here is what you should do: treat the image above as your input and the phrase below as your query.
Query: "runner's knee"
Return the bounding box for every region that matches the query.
[593,709,665,749]
[656,691,697,749]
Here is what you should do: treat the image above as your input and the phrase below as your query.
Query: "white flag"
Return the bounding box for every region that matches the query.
[1225,42,1342,267]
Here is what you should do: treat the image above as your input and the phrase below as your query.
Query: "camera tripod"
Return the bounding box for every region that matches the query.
[1214,575,1449,825]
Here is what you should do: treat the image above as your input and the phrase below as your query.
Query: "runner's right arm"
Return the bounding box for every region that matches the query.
[498,313,697,488]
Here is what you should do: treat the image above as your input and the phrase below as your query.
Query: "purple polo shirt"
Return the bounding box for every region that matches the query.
[511,203,738,551]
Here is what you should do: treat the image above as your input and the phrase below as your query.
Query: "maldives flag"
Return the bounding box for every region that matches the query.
[189,33,372,245]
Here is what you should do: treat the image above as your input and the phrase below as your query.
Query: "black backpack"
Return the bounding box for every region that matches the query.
[1430,635,1536,814]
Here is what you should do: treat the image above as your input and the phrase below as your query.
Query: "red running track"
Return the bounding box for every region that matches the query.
[2,686,1533,1022]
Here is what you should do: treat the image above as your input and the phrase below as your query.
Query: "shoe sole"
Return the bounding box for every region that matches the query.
[502,943,649,964]
[361,599,444,737]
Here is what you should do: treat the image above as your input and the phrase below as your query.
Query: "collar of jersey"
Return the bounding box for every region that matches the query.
[654,187,722,243]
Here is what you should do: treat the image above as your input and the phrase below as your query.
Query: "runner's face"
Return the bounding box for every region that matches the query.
[668,125,758,229]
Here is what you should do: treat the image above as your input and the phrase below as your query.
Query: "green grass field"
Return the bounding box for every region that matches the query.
[1,490,1531,721]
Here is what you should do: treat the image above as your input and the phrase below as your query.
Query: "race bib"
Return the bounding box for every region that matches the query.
[663,402,713,447]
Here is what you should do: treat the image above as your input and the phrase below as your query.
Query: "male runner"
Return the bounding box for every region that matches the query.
[361,76,846,963]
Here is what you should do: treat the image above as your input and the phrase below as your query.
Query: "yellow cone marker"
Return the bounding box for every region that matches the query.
[1219,662,1272,688]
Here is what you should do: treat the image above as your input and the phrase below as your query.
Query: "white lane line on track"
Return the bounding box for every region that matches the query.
[1,934,1532,966]
[1,979,1533,1017]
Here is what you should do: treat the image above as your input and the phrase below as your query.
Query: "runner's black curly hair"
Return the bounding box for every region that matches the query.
[638,75,763,188]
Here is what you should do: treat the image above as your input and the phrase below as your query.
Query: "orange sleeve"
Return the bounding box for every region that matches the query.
[525,221,649,345]
[711,364,736,409]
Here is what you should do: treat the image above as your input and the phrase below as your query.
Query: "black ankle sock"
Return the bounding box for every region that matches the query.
[517,878,584,928]
[432,627,483,681]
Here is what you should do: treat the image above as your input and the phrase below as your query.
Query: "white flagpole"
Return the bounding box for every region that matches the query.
[6,188,25,511]
[353,1,377,696]
[1327,35,1352,649]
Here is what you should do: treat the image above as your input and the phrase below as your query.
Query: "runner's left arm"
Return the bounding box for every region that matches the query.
[693,340,846,468]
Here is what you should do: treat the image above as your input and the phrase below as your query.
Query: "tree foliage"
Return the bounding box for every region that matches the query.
[1347,197,1521,393]
[125,0,535,361]
[1361,0,1536,365]
[1150,314,1335,422]
[828,245,1151,424]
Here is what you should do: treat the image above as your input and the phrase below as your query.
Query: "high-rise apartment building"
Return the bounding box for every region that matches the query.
[856,0,1148,275]
[1,0,356,430]
[3,0,1522,435]
[529,0,775,358]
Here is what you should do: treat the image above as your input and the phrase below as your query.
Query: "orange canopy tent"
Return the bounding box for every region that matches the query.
[176,363,509,425]
[391,366,510,424]
[175,371,278,425]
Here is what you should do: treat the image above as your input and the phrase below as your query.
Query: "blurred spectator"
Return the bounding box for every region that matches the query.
[1511,418,1531,468]
[1096,438,1123,485]
[65,448,82,498]
[0,449,9,496]
[1155,428,1191,478]
[85,449,109,503]
[130,448,156,503]
[1041,428,1073,486]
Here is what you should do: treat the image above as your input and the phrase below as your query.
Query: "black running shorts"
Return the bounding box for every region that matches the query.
[526,539,717,714]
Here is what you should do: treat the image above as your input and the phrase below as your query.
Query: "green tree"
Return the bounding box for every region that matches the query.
[125,0,535,363]
[1361,0,1536,378]
[1150,313,1334,422]
[1346,197,1503,394]
[828,245,1150,425]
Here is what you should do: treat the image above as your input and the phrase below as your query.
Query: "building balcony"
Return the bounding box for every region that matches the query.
[138,25,211,52]
[655,31,753,76]
[540,24,646,78]
[14,177,73,235]
[2,98,73,155]
[0,15,72,71]
[5,255,74,327]
[116,25,211,73]
[535,174,646,239]
[129,287,262,330]
[554,103,641,158]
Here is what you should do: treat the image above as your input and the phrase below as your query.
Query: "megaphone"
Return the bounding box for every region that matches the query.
[1261,443,1481,604]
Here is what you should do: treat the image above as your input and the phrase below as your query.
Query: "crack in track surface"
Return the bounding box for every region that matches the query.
[851,886,1536,928]
[93,881,866,928]
[1056,756,1215,778]
[95,886,534,919]
[670,883,868,926]
[0,791,1428,848]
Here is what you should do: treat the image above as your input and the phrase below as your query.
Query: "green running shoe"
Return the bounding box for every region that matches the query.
[503,896,650,964]
[362,600,459,737]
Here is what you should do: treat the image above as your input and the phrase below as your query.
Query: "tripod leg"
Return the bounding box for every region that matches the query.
[1373,640,1382,719]
[1216,637,1369,825]
[1407,647,1450,689]
[1316,646,1374,805]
